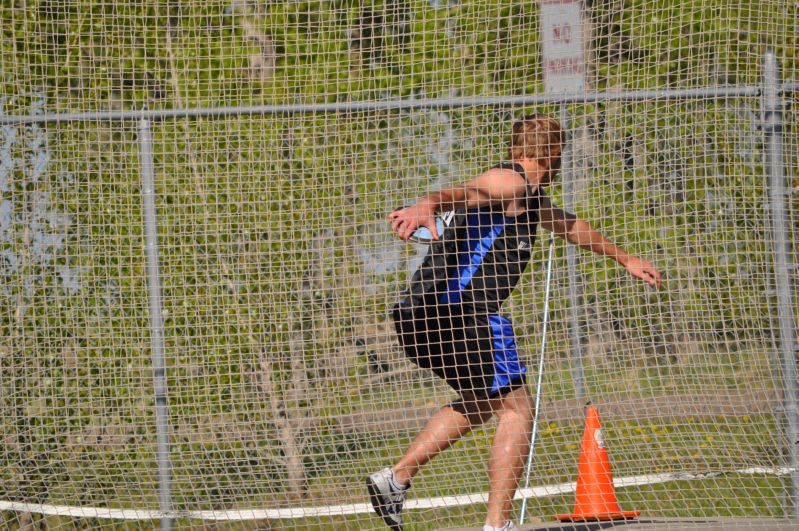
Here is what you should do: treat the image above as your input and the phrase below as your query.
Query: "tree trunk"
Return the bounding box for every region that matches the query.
[257,334,309,501]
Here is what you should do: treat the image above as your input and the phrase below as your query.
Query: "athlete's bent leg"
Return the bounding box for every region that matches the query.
[392,391,494,487]
[484,385,534,528]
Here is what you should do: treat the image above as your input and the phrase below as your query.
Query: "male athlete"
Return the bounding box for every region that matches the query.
[367,115,661,531]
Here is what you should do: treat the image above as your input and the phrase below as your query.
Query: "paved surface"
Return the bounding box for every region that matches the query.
[524,518,799,530]
[442,519,799,530]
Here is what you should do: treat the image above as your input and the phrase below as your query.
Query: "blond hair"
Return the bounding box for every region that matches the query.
[509,114,564,163]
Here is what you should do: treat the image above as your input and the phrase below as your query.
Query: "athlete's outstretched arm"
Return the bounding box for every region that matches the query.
[388,167,525,241]
[540,196,662,289]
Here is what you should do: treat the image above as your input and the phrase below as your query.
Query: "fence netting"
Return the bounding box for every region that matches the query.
[1,1,798,529]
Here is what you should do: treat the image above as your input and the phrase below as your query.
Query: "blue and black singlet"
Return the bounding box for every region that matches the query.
[398,163,543,315]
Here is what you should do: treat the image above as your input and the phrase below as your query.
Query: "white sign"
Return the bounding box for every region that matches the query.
[540,0,585,94]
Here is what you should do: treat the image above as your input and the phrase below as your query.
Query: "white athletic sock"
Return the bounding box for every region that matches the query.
[482,523,511,531]
[388,469,409,491]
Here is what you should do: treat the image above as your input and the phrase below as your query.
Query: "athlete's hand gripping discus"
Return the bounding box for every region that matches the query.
[391,206,455,244]
[407,212,449,243]
[519,234,555,525]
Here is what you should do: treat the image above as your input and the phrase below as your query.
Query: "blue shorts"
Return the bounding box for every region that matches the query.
[392,303,527,399]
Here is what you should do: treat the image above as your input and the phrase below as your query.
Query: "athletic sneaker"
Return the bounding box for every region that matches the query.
[366,467,408,530]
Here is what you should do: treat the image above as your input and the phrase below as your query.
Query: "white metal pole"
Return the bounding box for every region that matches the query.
[519,234,556,525]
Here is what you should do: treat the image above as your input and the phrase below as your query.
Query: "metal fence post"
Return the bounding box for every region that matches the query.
[763,51,799,519]
[138,117,174,530]
[560,104,587,401]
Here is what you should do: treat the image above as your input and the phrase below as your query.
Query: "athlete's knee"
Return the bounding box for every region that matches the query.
[496,387,535,424]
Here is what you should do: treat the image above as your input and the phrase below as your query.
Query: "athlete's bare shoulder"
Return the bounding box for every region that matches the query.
[482,165,528,184]
[465,166,528,202]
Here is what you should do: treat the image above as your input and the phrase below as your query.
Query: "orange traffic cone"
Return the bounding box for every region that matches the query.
[554,405,640,522]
